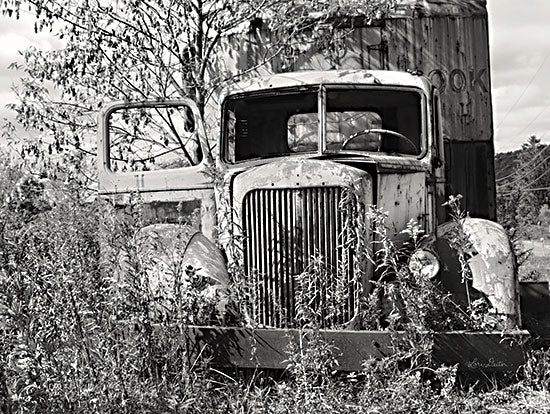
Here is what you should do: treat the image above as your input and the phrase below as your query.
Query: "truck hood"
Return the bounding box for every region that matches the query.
[231,158,373,211]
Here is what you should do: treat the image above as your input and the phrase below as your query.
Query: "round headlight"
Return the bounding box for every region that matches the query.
[409,249,440,279]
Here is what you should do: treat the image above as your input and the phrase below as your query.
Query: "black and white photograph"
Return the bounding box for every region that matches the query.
[1,1,550,412]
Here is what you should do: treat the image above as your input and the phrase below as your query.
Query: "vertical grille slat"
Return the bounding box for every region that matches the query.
[243,186,361,328]
[286,190,293,321]
[259,190,268,326]
[267,190,274,327]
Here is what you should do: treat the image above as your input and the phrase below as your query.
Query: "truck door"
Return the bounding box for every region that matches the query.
[97,100,216,240]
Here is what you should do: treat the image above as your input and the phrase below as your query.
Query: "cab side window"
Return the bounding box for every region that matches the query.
[108,105,202,172]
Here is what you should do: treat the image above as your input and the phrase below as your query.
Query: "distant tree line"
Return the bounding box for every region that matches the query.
[496,135,550,237]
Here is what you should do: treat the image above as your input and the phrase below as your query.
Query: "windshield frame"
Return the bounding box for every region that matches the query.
[221,84,428,165]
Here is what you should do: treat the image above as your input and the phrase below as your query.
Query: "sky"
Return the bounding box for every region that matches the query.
[1,0,550,153]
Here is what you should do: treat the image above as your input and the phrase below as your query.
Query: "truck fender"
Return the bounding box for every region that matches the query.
[434,218,519,325]
[132,225,229,319]
[181,232,230,318]
[181,232,230,287]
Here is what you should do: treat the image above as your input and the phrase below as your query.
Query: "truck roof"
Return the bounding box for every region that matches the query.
[223,70,431,97]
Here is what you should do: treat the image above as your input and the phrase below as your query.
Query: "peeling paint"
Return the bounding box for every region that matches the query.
[220,70,431,101]
[438,218,518,320]
[462,219,518,317]
[378,172,426,238]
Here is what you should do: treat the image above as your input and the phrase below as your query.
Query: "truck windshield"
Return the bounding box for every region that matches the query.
[223,86,423,163]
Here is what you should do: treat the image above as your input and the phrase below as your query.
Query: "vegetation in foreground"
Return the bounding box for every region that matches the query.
[1,159,550,413]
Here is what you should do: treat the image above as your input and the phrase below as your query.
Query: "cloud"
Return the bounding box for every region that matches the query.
[488,0,550,152]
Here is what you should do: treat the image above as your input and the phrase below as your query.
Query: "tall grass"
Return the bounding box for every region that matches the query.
[1,158,550,413]
[0,161,218,412]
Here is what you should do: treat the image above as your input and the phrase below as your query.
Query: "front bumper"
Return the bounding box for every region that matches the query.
[183,326,527,373]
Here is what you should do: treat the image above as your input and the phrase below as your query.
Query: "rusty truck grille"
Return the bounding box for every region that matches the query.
[242,187,361,328]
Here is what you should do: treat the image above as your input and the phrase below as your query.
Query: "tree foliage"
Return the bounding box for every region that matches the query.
[1,0,396,187]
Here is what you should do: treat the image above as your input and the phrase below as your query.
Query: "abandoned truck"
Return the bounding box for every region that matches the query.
[97,0,532,371]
